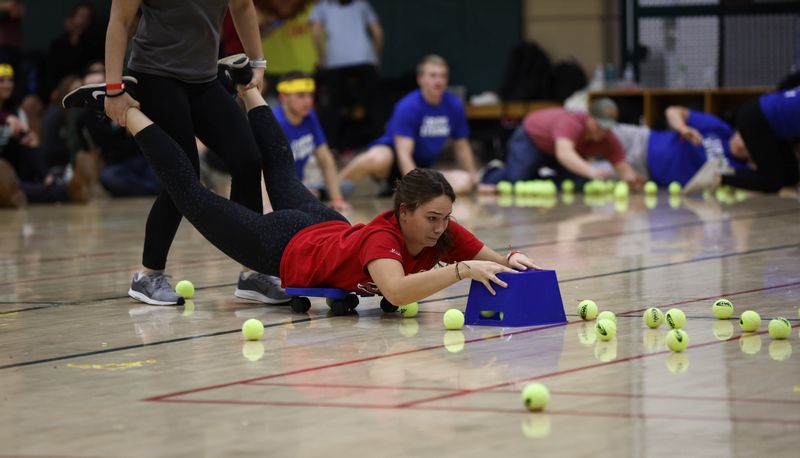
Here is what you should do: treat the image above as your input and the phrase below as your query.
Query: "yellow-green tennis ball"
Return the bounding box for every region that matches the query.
[665,308,686,329]
[644,181,658,194]
[497,180,513,195]
[399,302,419,318]
[443,309,464,330]
[739,310,761,332]
[665,329,689,352]
[595,318,617,342]
[668,181,682,195]
[597,310,617,324]
[577,300,598,321]
[768,317,791,339]
[711,298,734,319]
[443,331,465,353]
[521,383,550,411]
[175,280,195,299]
[643,307,663,329]
[613,182,629,199]
[242,318,264,341]
[561,179,575,193]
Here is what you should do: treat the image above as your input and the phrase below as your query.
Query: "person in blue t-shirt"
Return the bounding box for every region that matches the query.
[683,88,799,194]
[273,72,349,211]
[339,54,478,195]
[612,106,749,189]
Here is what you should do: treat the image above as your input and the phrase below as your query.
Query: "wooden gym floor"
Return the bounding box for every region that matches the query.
[1,191,799,457]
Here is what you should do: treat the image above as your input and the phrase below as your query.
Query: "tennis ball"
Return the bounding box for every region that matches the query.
[543,180,557,196]
[665,308,686,329]
[480,310,497,318]
[561,179,575,193]
[665,329,689,352]
[711,298,734,319]
[514,181,527,195]
[768,317,791,339]
[443,309,464,330]
[644,181,658,194]
[769,341,792,361]
[443,331,465,353]
[497,180,513,195]
[595,318,617,342]
[597,310,617,324]
[577,299,598,321]
[521,383,550,411]
[242,318,264,341]
[399,302,419,318]
[175,280,195,298]
[643,307,663,329]
[668,181,682,195]
[739,310,761,332]
[613,181,629,199]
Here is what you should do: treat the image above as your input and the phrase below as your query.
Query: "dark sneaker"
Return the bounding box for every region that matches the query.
[128,272,185,306]
[218,53,253,87]
[62,76,139,110]
[234,271,290,304]
[0,159,26,208]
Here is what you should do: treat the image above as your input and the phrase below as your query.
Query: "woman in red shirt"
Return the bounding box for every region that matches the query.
[65,83,540,306]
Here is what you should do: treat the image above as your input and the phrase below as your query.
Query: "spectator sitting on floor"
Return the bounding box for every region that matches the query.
[339,54,478,195]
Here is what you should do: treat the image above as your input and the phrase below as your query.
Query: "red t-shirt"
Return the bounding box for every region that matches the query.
[522,107,625,164]
[279,210,485,295]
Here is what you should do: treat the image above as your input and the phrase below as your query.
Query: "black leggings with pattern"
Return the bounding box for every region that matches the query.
[133,105,347,276]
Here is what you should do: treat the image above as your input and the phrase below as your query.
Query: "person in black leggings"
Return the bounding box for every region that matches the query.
[66,84,543,307]
[104,0,285,306]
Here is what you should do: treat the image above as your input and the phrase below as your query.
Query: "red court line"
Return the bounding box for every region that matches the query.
[244,381,800,405]
[151,398,800,426]
[395,326,790,408]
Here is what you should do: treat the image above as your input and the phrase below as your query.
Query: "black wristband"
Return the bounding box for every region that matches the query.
[105,90,126,98]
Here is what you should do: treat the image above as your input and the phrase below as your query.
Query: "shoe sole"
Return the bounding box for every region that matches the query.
[128,288,185,306]
[218,53,249,69]
[234,288,291,304]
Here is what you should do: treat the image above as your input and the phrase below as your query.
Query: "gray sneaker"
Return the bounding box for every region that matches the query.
[128,272,185,306]
[234,272,290,304]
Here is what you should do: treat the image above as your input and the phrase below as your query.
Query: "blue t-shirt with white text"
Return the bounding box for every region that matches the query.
[273,105,327,180]
[759,88,800,140]
[372,90,470,167]
[647,111,748,186]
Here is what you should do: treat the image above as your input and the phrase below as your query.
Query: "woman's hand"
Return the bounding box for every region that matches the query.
[105,92,140,127]
[508,252,543,271]
[458,260,516,295]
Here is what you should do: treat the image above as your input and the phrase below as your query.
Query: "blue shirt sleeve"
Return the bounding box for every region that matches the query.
[687,110,733,140]
[448,96,470,139]
[308,110,327,147]
[392,99,421,139]
[362,1,378,23]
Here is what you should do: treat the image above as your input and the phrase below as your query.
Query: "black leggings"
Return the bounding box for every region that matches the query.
[133,105,347,276]
[722,99,799,193]
[129,71,264,270]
